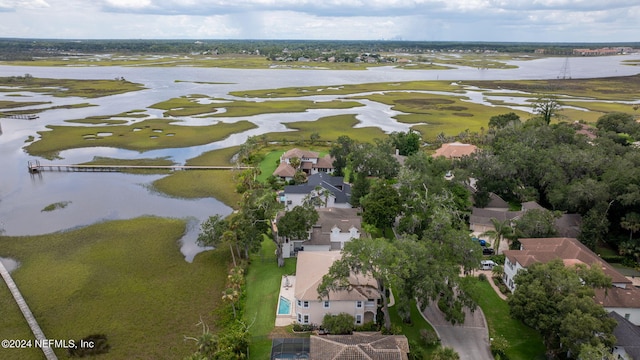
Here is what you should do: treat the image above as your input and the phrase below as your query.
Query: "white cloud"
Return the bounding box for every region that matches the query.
[0,0,638,41]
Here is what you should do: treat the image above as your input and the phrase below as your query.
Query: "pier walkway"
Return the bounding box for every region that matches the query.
[0,260,58,360]
[28,161,252,173]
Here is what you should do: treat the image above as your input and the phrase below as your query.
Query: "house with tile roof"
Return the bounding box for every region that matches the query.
[293,251,380,327]
[273,148,335,181]
[503,237,640,325]
[310,333,409,360]
[278,207,362,258]
[279,172,352,210]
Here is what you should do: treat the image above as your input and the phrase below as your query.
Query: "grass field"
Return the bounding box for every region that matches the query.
[244,237,297,360]
[0,216,231,360]
[460,277,546,360]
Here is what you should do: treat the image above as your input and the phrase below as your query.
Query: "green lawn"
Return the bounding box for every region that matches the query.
[460,277,545,360]
[0,217,231,360]
[388,299,438,358]
[244,237,297,360]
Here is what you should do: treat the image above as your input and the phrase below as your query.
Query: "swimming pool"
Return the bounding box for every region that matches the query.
[278,296,291,315]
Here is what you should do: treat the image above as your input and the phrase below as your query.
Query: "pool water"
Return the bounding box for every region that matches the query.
[278,296,291,315]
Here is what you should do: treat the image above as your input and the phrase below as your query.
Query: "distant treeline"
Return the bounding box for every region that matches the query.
[1,38,639,61]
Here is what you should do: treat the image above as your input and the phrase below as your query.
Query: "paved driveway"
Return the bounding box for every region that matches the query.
[421,300,493,360]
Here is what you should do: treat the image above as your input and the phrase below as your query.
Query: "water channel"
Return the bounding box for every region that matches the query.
[1,55,639,261]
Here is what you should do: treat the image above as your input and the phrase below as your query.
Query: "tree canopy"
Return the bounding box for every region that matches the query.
[508,259,615,359]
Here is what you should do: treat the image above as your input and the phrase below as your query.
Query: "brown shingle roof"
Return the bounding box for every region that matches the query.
[310,334,409,360]
[273,162,296,177]
[283,148,319,160]
[505,237,632,286]
[314,154,335,170]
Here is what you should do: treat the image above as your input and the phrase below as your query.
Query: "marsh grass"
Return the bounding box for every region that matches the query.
[269,114,387,144]
[0,217,231,360]
[353,91,528,140]
[41,201,71,212]
[230,81,463,98]
[465,75,640,101]
[0,77,145,98]
[25,119,256,159]
[151,96,363,117]
[152,170,239,207]
[0,100,50,109]
[150,146,243,207]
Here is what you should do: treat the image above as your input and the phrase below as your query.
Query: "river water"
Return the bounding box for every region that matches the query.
[1,54,639,261]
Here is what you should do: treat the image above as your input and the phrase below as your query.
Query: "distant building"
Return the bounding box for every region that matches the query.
[432,142,478,159]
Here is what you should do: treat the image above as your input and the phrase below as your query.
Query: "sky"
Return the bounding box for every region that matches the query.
[0,0,638,43]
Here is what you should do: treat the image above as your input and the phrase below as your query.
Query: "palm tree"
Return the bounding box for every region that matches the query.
[480,218,514,254]
[620,212,640,241]
[432,346,460,360]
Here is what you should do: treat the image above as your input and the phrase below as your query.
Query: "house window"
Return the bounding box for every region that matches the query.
[297,313,302,323]
[297,299,302,307]
[323,301,330,308]
[303,315,310,324]
[356,301,363,308]
[625,313,631,320]
[303,301,309,308]
[287,200,292,205]
[356,314,362,325]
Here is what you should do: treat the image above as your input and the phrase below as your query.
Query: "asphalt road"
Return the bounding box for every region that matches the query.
[422,300,493,360]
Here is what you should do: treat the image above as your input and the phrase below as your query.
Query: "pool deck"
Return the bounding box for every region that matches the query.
[276,275,297,327]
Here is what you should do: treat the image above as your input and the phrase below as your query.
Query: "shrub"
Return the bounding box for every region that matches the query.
[478,273,487,282]
[355,321,378,332]
[498,284,509,295]
[490,335,509,358]
[322,313,355,335]
[292,323,315,332]
[419,328,439,346]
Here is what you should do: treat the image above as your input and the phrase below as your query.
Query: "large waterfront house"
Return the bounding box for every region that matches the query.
[278,172,351,210]
[273,148,335,182]
[503,237,640,326]
[294,251,380,326]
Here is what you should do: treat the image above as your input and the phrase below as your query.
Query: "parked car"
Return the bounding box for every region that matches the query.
[482,248,495,255]
[481,260,497,270]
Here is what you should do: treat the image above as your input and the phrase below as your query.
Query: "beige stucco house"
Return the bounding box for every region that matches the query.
[294,251,379,326]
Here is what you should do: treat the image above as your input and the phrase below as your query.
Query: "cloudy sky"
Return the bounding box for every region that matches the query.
[0,0,638,42]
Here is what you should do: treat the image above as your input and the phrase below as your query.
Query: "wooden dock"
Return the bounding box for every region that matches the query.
[0,260,58,360]
[28,161,251,174]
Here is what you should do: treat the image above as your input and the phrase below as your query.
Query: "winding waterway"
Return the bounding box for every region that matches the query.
[1,54,639,261]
